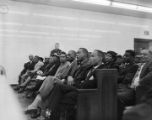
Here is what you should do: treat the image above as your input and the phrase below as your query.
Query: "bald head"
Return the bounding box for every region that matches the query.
[90,50,104,66]
[141,49,152,62]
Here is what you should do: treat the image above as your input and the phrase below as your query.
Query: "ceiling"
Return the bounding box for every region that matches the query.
[9,0,152,19]
[10,0,152,7]
[113,0,152,7]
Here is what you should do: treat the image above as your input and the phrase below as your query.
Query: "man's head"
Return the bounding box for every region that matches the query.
[49,56,59,64]
[105,51,117,63]
[77,48,89,62]
[123,50,135,63]
[90,50,104,66]
[39,57,43,62]
[33,56,39,63]
[55,43,60,49]
[44,57,50,63]
[115,55,123,65]
[59,52,67,63]
[67,50,76,62]
[141,49,152,62]
[29,54,34,61]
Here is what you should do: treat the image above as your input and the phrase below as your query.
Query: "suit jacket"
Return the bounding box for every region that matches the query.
[24,61,35,71]
[81,64,105,89]
[139,61,152,87]
[20,61,35,76]
[68,60,78,77]
[118,63,138,85]
[73,60,91,88]
[43,62,60,76]
[55,61,71,79]
[40,62,50,72]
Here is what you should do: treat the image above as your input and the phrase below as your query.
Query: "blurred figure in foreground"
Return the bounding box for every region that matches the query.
[0,66,26,120]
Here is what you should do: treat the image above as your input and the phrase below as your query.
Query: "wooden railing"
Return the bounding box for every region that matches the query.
[77,69,118,120]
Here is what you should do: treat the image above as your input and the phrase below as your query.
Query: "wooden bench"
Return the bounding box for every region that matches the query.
[77,69,118,120]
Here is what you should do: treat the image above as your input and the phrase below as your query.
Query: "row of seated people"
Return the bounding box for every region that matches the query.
[13,48,151,120]
[123,50,152,120]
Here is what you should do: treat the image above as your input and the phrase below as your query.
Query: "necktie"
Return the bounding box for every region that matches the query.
[130,63,145,88]
[86,68,95,81]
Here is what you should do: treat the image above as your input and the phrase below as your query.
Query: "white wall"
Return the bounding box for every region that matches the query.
[0,1,152,83]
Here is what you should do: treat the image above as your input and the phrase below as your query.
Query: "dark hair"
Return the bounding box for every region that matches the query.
[39,57,44,61]
[117,55,123,58]
[60,51,66,55]
[79,48,89,58]
[107,51,117,59]
[34,55,39,59]
[53,55,60,63]
[125,50,135,57]
[35,55,39,57]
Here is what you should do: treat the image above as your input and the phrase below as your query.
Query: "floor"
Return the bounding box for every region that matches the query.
[12,86,45,120]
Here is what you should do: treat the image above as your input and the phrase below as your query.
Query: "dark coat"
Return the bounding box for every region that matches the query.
[43,62,60,76]
[80,64,106,89]
[73,62,92,88]
[118,63,138,85]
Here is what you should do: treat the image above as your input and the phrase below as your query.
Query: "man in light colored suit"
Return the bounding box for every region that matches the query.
[136,50,152,103]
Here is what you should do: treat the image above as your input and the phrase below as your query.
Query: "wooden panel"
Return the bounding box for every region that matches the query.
[77,69,118,120]
[97,69,118,120]
[77,91,99,120]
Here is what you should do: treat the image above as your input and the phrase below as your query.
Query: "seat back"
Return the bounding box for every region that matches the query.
[77,69,118,120]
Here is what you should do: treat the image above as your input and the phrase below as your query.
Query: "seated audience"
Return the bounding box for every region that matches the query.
[17,47,152,120]
[25,56,60,98]
[28,49,105,119]
[25,51,71,118]
[42,49,105,119]
[24,48,91,118]
[18,56,44,93]
[18,54,35,85]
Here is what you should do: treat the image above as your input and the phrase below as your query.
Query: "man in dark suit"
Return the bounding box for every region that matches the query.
[136,50,152,103]
[80,49,105,88]
[117,50,138,120]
